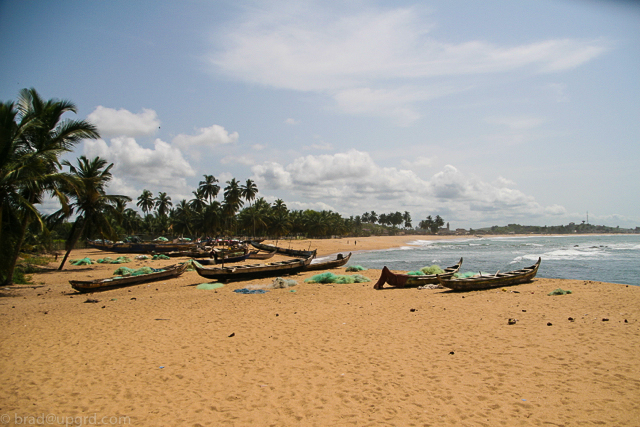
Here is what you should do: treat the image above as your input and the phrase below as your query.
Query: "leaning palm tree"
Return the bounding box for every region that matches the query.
[198,174,220,204]
[55,156,130,270]
[1,89,99,284]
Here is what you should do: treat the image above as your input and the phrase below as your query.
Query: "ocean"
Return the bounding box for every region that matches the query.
[348,234,640,286]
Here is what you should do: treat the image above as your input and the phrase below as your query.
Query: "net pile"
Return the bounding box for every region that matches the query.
[407,265,444,275]
[97,256,131,264]
[112,266,157,277]
[304,272,370,284]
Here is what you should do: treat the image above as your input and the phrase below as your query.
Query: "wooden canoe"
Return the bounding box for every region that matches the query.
[248,250,277,260]
[437,258,541,291]
[249,241,317,258]
[87,239,198,254]
[306,253,352,271]
[194,256,313,282]
[69,263,189,293]
[373,258,463,289]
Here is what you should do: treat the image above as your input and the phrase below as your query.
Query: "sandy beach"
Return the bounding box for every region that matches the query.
[1,235,639,426]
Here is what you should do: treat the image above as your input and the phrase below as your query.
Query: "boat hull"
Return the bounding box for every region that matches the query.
[438,258,541,291]
[306,253,352,271]
[70,263,188,292]
[194,257,313,282]
[374,258,463,289]
[249,241,317,258]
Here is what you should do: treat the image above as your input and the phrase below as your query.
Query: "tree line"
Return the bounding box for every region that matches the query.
[0,89,446,285]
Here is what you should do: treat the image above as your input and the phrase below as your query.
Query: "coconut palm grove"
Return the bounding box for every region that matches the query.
[0,89,448,285]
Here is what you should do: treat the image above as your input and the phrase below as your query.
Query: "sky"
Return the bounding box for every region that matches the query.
[1,0,639,229]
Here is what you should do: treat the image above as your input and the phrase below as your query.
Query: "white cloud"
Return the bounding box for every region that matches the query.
[251,161,293,189]
[209,4,609,123]
[83,137,195,193]
[284,118,298,125]
[87,106,160,137]
[401,156,434,170]
[173,124,239,148]
[251,149,565,223]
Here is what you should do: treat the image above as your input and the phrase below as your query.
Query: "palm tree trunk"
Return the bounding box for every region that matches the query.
[58,220,83,270]
[3,211,31,285]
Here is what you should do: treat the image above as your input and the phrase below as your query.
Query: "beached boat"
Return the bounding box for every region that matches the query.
[164,248,212,258]
[249,241,317,258]
[69,263,189,293]
[248,250,277,260]
[194,256,313,282]
[437,258,541,291]
[306,253,352,271]
[373,258,463,289]
[86,239,118,251]
[87,239,198,254]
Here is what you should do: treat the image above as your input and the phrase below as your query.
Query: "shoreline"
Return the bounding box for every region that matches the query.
[1,235,639,426]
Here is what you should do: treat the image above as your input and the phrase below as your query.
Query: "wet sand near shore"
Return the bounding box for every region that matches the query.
[1,236,639,426]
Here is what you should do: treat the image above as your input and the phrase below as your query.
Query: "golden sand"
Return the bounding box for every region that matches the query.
[1,236,639,426]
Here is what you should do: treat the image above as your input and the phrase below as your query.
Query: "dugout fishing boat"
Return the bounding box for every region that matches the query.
[194,256,313,282]
[373,258,463,289]
[306,253,352,271]
[437,258,541,291]
[249,241,317,258]
[69,263,189,293]
[248,250,277,260]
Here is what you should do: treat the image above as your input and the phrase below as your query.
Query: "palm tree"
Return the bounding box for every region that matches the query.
[419,215,434,233]
[137,189,154,215]
[154,192,172,218]
[272,199,288,215]
[403,211,412,229]
[240,179,258,236]
[171,199,193,236]
[122,208,142,235]
[1,89,99,284]
[198,200,222,237]
[189,189,207,214]
[55,156,130,269]
[199,174,220,204]
[223,178,243,212]
[223,178,243,234]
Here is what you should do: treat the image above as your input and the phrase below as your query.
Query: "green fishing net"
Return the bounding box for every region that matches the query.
[345,265,367,272]
[113,266,156,276]
[407,265,444,275]
[548,288,572,296]
[420,265,445,275]
[155,237,169,242]
[97,256,131,264]
[454,272,491,278]
[70,257,92,265]
[196,283,224,290]
[305,272,370,284]
[152,254,171,260]
[185,259,203,271]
